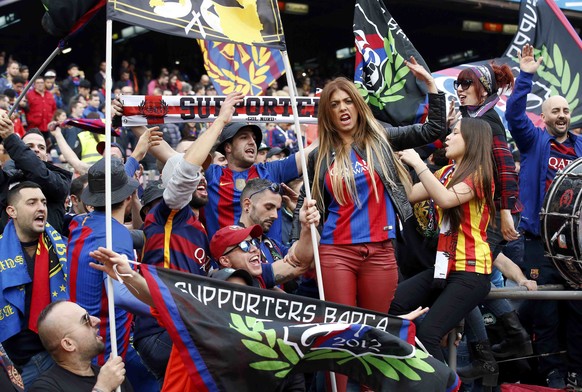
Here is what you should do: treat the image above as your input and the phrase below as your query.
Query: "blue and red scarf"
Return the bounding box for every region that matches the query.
[0,221,68,341]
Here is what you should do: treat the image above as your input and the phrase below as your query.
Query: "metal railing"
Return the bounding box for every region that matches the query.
[447,283,579,390]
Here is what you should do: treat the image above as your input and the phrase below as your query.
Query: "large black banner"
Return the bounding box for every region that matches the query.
[142,265,460,392]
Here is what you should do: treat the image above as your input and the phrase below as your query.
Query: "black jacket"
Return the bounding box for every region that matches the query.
[1,134,72,234]
[292,91,447,240]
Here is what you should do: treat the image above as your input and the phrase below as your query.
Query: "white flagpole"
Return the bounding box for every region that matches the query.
[105,19,121,392]
[280,50,337,392]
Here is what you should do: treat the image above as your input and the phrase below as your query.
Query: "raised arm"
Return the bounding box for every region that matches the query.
[0,116,71,198]
[49,123,90,175]
[405,56,437,94]
[271,198,320,284]
[163,91,245,209]
[112,99,176,164]
[399,149,475,208]
[505,44,545,152]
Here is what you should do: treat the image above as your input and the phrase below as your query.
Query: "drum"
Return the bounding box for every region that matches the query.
[541,157,582,288]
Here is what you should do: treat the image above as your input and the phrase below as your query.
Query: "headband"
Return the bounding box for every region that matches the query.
[470,64,497,95]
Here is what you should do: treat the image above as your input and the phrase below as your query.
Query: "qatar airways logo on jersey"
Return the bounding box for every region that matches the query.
[353,160,370,175]
[548,157,573,171]
[329,159,370,177]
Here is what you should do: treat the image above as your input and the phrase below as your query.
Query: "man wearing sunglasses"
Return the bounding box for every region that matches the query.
[238,178,294,268]
[212,193,320,289]
[87,196,319,391]
[506,43,582,389]
[30,300,133,392]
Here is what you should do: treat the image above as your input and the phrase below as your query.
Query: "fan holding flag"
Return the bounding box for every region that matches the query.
[307,56,446,390]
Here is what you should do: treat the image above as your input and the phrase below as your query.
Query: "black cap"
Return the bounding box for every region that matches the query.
[96,141,126,159]
[266,147,290,159]
[209,268,254,286]
[258,142,270,151]
[140,179,165,219]
[216,123,262,155]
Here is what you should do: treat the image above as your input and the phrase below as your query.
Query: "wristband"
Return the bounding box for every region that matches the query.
[417,167,430,177]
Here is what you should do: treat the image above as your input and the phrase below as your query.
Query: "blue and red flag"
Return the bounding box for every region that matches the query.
[353,0,430,126]
[432,0,582,130]
[141,264,461,392]
[198,40,285,96]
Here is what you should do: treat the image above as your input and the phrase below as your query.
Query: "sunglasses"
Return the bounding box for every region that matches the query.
[453,79,474,91]
[224,238,260,256]
[63,312,92,338]
[247,183,282,200]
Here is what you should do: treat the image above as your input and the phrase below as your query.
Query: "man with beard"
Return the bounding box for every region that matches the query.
[0,182,68,387]
[505,44,582,389]
[134,92,244,385]
[30,301,133,392]
[239,178,289,265]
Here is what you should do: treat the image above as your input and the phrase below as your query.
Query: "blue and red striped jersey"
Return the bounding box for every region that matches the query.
[321,150,396,245]
[67,211,133,365]
[142,200,212,274]
[204,158,299,242]
[546,137,577,191]
[136,200,213,342]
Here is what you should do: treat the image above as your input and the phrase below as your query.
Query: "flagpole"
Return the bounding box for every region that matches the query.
[280,50,337,392]
[105,19,121,392]
[280,50,324,299]
[8,45,62,117]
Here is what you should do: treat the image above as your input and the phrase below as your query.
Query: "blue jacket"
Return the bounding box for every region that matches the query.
[505,71,582,236]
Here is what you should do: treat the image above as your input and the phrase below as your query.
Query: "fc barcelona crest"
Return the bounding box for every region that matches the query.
[235,178,247,191]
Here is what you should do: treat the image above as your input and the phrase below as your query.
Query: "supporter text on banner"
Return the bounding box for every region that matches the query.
[142,265,461,392]
[120,95,318,126]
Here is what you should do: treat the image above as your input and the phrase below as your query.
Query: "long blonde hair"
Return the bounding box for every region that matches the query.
[312,77,411,211]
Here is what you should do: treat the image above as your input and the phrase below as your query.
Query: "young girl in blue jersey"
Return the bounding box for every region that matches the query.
[308,59,447,392]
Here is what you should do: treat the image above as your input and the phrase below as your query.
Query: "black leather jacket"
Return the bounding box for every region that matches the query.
[292,91,447,240]
[0,134,72,234]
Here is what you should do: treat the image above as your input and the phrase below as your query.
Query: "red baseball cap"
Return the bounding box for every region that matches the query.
[210,225,263,260]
